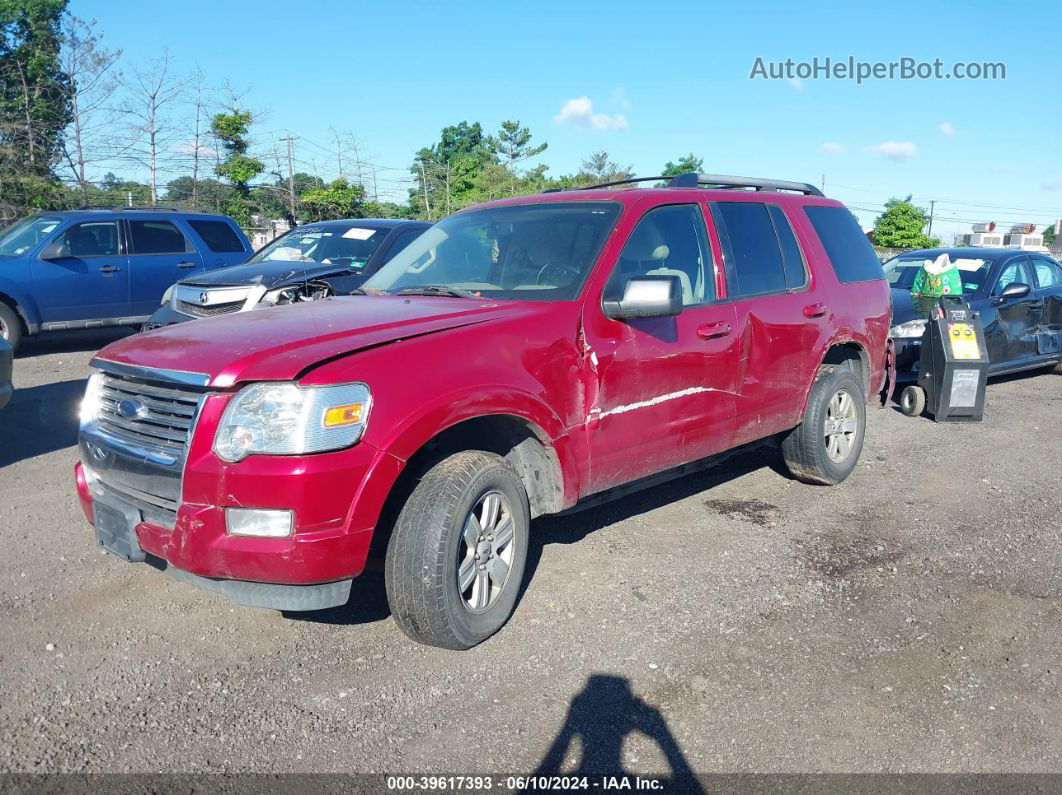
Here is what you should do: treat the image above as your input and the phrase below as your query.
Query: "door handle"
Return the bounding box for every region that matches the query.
[98,265,121,273]
[697,321,732,340]
[803,303,827,318]
[176,261,196,269]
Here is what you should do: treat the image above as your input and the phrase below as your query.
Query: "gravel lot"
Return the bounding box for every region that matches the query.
[1,331,1059,776]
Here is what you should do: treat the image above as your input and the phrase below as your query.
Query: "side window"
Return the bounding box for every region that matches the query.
[128,220,189,255]
[710,202,786,297]
[604,204,710,306]
[56,221,119,257]
[382,228,426,263]
[993,259,1032,295]
[803,205,884,284]
[767,205,808,288]
[1032,259,1060,289]
[188,220,245,253]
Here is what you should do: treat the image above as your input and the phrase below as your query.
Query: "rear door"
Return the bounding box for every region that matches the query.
[126,217,203,315]
[31,219,129,325]
[984,256,1041,367]
[1030,256,1062,357]
[708,200,825,445]
[582,201,739,492]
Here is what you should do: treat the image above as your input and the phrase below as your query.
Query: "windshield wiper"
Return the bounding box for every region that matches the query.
[394,285,478,299]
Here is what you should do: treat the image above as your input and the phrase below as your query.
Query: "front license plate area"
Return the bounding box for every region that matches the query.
[93,498,145,562]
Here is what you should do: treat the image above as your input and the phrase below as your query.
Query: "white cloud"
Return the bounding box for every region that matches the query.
[173,139,209,156]
[821,141,844,156]
[865,141,918,162]
[1042,178,1062,190]
[938,121,955,137]
[611,87,631,111]
[553,96,628,131]
[788,78,804,92]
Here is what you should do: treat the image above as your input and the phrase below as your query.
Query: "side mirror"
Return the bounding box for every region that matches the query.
[39,240,69,260]
[994,282,1031,304]
[603,275,683,320]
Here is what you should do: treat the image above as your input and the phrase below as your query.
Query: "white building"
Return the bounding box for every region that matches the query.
[1003,223,1047,252]
[957,222,1004,247]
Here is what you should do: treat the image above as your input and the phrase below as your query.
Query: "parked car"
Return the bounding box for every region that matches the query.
[74,173,890,649]
[0,336,11,410]
[887,248,1062,381]
[144,219,431,328]
[0,209,250,352]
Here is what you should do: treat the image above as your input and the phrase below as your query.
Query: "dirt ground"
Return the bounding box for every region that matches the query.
[0,330,1059,776]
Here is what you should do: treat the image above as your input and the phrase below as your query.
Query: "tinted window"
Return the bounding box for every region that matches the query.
[804,205,884,284]
[128,220,188,255]
[58,221,119,257]
[383,228,427,263]
[1032,259,1060,288]
[768,205,807,288]
[188,220,245,253]
[711,202,786,297]
[994,259,1033,295]
[604,204,711,305]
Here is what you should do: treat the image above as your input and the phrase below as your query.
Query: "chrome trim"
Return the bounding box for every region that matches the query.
[91,358,211,387]
[175,283,253,307]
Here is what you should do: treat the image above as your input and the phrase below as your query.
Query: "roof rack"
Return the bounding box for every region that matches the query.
[75,205,187,212]
[575,172,824,197]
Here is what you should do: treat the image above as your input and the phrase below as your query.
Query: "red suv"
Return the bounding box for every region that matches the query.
[75,173,889,648]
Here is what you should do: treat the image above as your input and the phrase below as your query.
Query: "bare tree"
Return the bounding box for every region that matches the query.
[183,65,211,207]
[59,15,122,202]
[121,49,185,203]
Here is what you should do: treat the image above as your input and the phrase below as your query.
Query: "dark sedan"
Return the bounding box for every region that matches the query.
[887,247,1062,382]
[144,218,430,328]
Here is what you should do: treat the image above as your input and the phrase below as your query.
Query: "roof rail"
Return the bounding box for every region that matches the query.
[666,172,824,196]
[74,205,187,212]
[577,176,672,191]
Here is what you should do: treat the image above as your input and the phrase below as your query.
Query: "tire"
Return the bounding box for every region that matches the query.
[385,450,530,649]
[900,385,926,417]
[782,366,867,486]
[1051,360,1062,375]
[0,303,22,353]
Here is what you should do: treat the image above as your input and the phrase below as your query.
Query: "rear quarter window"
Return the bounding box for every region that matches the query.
[188,219,246,253]
[804,206,884,284]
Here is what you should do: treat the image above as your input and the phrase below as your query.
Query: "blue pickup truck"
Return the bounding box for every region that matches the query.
[0,209,250,352]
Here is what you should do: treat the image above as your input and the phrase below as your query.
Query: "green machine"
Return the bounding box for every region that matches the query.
[900,295,989,422]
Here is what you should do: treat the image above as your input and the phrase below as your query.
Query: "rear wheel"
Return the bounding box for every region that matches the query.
[782,366,866,486]
[385,450,529,649]
[0,303,22,353]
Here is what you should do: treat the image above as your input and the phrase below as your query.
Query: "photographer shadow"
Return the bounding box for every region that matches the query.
[535,673,703,792]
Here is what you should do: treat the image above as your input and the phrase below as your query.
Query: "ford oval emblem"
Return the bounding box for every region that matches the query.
[117,399,144,419]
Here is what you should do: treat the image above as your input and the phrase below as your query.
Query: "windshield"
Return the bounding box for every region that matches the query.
[884,254,994,294]
[249,224,384,269]
[363,202,621,301]
[0,216,62,256]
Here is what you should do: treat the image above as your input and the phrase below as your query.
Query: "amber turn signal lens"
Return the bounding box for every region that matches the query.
[322,403,364,428]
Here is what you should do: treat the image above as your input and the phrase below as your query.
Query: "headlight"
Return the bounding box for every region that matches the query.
[890,319,928,339]
[213,381,371,462]
[161,285,174,306]
[80,372,104,424]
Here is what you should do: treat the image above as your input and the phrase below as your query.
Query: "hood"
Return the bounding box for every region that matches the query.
[179,259,357,288]
[890,286,921,325]
[95,296,539,387]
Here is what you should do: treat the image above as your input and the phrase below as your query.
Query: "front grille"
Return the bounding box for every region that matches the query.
[98,373,203,458]
[178,299,244,317]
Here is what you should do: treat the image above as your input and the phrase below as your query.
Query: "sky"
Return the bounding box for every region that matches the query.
[73,0,1062,242]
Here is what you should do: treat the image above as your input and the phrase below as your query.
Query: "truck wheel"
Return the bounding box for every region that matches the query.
[0,303,22,353]
[899,385,926,417]
[782,366,866,486]
[385,450,529,649]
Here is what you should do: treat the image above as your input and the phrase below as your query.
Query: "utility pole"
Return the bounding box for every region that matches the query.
[333,130,344,180]
[821,173,826,193]
[927,199,936,239]
[419,159,431,220]
[284,133,297,224]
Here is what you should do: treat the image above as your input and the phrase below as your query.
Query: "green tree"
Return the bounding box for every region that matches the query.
[578,151,633,185]
[166,175,230,211]
[411,121,497,219]
[872,196,941,249]
[661,153,703,178]
[1044,224,1056,246]
[487,119,547,195]
[299,178,365,222]
[0,0,72,219]
[211,108,263,227]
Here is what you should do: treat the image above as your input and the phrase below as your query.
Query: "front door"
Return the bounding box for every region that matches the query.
[126,218,203,315]
[31,219,129,325]
[984,256,1041,367]
[582,202,739,494]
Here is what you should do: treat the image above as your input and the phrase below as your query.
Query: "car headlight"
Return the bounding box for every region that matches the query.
[80,372,104,425]
[161,284,175,306]
[213,381,371,462]
[890,319,928,339]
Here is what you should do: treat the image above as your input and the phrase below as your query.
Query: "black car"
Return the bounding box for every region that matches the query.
[0,336,12,410]
[887,247,1062,382]
[144,218,430,328]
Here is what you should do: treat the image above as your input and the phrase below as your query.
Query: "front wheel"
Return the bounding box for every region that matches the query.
[0,303,22,353]
[385,450,530,649]
[782,366,866,486]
